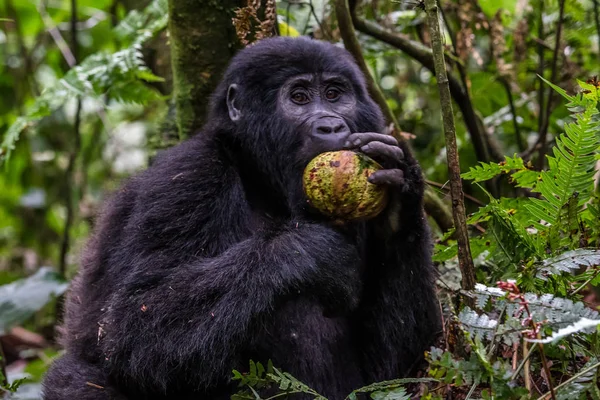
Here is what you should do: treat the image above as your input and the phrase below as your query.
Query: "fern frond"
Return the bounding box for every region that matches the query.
[469,283,599,347]
[459,307,498,342]
[115,0,168,45]
[462,155,539,188]
[537,249,600,278]
[232,361,327,399]
[525,92,600,226]
[347,378,435,400]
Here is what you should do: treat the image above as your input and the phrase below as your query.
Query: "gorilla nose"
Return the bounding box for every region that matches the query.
[314,118,349,135]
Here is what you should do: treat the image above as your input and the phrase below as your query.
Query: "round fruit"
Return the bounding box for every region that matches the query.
[302,150,388,221]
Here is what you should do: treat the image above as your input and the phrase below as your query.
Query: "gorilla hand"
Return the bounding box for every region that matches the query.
[343,129,411,194]
[343,128,425,234]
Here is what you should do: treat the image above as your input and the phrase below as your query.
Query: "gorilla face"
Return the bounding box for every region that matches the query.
[227,72,357,163]
[277,72,355,157]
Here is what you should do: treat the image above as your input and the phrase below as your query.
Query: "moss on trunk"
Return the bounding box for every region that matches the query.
[168,0,244,139]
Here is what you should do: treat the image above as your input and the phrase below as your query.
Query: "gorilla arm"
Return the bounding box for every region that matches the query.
[348,136,442,380]
[99,206,361,392]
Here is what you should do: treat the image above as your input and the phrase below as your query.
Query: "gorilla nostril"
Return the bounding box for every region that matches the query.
[333,123,346,133]
[317,125,333,134]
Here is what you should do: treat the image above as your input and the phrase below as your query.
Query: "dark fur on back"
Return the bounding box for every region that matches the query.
[42,37,441,400]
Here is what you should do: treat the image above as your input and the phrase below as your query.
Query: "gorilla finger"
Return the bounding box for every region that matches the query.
[345,132,398,148]
[360,141,404,162]
[368,169,405,185]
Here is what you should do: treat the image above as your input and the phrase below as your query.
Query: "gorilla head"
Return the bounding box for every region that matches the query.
[208,38,386,214]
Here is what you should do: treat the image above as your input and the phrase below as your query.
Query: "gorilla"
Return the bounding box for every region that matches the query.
[42,37,441,400]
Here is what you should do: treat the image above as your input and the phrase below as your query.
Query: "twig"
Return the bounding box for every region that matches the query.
[594,1,600,62]
[425,179,485,207]
[38,0,76,67]
[537,362,600,400]
[4,0,36,115]
[424,0,475,293]
[500,78,524,152]
[510,341,537,381]
[464,382,477,400]
[334,0,399,130]
[439,5,492,166]
[536,0,566,169]
[523,341,533,394]
[537,344,555,399]
[570,268,600,296]
[59,0,82,278]
[525,0,547,164]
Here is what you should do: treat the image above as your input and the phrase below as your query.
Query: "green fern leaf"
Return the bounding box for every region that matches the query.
[537,249,600,278]
[525,90,600,229]
[462,155,538,188]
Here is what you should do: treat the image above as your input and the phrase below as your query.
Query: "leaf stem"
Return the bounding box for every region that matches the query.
[537,362,600,400]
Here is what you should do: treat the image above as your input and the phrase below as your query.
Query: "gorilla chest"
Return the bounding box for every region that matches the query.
[253,298,363,394]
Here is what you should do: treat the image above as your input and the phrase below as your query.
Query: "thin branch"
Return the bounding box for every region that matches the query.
[594,0,600,62]
[500,78,524,152]
[538,362,600,400]
[537,343,556,400]
[439,4,492,165]
[536,0,565,169]
[570,268,600,296]
[424,0,475,293]
[38,1,76,67]
[425,179,484,207]
[58,0,82,278]
[334,0,399,129]
[57,12,107,31]
[510,341,538,381]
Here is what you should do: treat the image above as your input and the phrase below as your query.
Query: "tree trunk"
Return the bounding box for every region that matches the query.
[168,0,245,139]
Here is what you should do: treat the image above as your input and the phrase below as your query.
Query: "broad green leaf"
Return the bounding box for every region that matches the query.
[0,267,68,334]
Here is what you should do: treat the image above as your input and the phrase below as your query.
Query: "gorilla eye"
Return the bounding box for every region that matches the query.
[291,92,310,104]
[325,88,341,101]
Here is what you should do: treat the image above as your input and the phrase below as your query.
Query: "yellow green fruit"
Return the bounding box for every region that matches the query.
[302,150,388,221]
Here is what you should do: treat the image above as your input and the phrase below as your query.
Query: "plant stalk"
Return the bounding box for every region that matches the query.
[424,0,475,293]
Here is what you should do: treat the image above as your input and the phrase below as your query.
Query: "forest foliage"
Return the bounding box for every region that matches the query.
[1,0,600,399]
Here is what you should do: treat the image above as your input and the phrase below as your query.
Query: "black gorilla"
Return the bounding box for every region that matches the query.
[42,37,441,400]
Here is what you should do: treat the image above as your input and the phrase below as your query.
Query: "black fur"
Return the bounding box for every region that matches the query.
[42,37,441,400]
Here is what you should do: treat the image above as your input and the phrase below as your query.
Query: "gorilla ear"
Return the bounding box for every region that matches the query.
[226,84,242,122]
